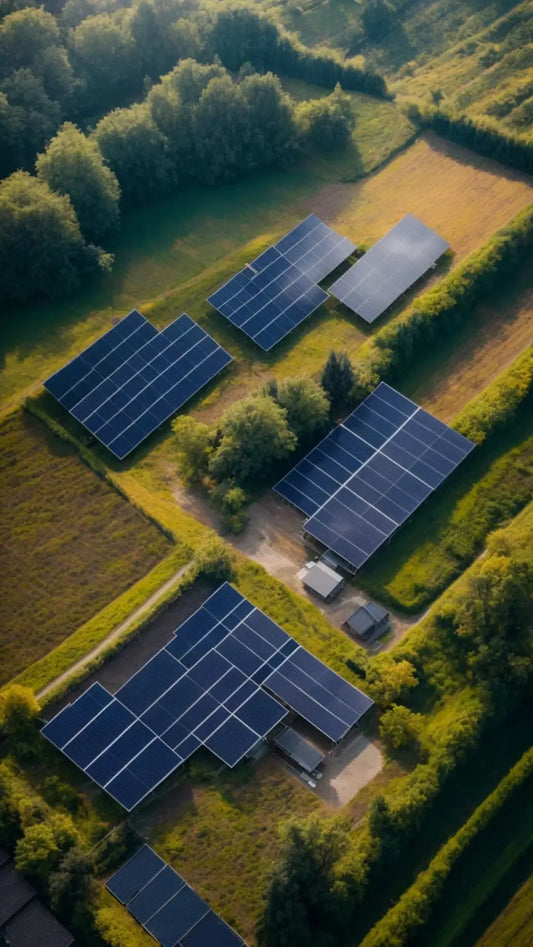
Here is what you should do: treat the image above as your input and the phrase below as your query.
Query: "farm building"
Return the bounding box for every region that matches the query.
[301,561,345,601]
[346,602,390,640]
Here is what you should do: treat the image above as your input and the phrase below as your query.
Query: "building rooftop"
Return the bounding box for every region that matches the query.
[346,602,389,638]
[0,850,74,947]
[274,727,325,773]
[302,561,344,600]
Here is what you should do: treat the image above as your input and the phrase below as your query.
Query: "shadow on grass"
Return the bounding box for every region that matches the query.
[348,697,533,944]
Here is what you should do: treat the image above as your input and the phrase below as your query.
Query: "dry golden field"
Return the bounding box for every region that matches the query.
[0,410,172,684]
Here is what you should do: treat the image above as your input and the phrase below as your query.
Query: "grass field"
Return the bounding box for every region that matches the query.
[477,873,533,947]
[393,1,533,135]
[0,410,172,685]
[0,89,413,414]
[140,132,533,430]
[269,0,533,138]
[140,757,323,944]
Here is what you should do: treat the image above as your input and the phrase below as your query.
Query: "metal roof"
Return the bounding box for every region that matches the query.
[274,726,325,773]
[302,561,343,599]
[347,602,389,636]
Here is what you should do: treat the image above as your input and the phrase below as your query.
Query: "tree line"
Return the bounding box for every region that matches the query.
[0,1,387,181]
[359,745,533,947]
[412,104,533,177]
[0,59,356,302]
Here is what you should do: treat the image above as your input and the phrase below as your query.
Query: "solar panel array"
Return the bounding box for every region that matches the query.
[275,382,475,571]
[330,214,449,323]
[207,215,355,351]
[41,584,373,810]
[106,845,246,947]
[44,310,232,459]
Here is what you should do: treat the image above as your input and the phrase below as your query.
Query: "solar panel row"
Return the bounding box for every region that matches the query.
[106,845,246,947]
[207,215,355,350]
[330,214,449,323]
[44,311,232,459]
[275,383,475,571]
[42,585,374,809]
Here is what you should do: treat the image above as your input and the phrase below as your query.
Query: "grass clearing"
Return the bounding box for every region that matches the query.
[143,756,324,945]
[0,90,413,414]
[358,403,533,612]
[121,132,533,433]
[0,409,172,685]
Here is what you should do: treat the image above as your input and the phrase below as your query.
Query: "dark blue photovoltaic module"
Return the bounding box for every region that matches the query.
[44,311,232,458]
[276,382,475,570]
[42,584,374,809]
[207,215,355,350]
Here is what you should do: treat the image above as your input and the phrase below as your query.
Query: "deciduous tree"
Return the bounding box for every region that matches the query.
[209,395,296,485]
[36,122,120,242]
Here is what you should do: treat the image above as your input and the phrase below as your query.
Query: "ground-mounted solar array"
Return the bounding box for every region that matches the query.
[41,584,373,810]
[44,310,232,459]
[330,213,449,323]
[106,845,246,947]
[207,215,355,350]
[275,382,475,571]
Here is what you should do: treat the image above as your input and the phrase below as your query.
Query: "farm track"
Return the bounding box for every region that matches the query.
[37,560,194,702]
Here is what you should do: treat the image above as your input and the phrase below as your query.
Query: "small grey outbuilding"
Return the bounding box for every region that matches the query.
[345,602,390,640]
[301,561,345,602]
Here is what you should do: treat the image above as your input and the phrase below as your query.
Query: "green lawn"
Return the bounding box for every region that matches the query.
[358,404,533,613]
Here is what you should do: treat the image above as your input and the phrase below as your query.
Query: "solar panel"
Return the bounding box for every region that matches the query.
[44,311,232,459]
[330,214,449,323]
[41,584,374,808]
[106,846,247,946]
[106,845,165,904]
[207,215,355,351]
[275,382,474,571]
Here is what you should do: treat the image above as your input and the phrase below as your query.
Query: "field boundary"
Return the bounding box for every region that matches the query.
[5,548,193,705]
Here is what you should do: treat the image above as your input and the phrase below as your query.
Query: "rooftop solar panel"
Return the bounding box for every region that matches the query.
[275,382,474,570]
[106,846,247,946]
[41,584,373,808]
[330,214,449,323]
[207,215,355,350]
[44,311,232,459]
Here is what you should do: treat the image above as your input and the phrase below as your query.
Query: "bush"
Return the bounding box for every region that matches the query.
[453,346,533,444]
[0,685,40,745]
[195,534,235,582]
[380,704,423,751]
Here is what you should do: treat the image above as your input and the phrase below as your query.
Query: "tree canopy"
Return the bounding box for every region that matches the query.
[262,817,350,947]
[0,171,112,302]
[271,376,330,444]
[36,122,120,241]
[209,395,297,486]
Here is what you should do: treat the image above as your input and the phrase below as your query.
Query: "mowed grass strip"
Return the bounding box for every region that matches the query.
[0,409,172,684]
[476,872,533,947]
[147,757,323,946]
